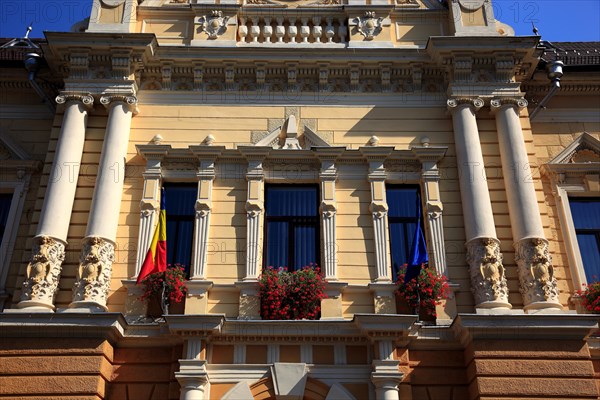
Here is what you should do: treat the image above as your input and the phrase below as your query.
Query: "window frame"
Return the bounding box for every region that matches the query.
[569,197,600,279]
[263,183,321,271]
[558,191,600,287]
[386,184,426,280]
[0,180,34,310]
[162,182,197,275]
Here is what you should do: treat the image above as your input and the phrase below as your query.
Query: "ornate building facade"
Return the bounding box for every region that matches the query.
[0,0,599,398]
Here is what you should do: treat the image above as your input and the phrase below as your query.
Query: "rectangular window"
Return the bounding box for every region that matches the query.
[0,193,13,246]
[387,185,424,280]
[163,184,196,275]
[569,198,600,280]
[264,185,320,271]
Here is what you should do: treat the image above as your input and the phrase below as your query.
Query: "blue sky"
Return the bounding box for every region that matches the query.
[0,0,599,42]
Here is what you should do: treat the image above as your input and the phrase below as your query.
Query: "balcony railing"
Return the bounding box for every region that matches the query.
[238,16,348,46]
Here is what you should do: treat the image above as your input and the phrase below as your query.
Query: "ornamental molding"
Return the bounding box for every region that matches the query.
[353,12,384,41]
[253,115,332,150]
[466,237,510,308]
[447,97,484,111]
[490,97,528,111]
[515,237,561,307]
[197,11,231,40]
[55,92,95,111]
[138,61,444,95]
[19,236,65,308]
[71,236,115,309]
[544,132,600,167]
[99,94,139,113]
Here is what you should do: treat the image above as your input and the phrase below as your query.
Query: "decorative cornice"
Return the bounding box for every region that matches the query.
[453,314,598,345]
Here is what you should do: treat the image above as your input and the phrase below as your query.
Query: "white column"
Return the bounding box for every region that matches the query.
[448,98,511,309]
[491,98,561,310]
[371,339,402,400]
[69,94,138,312]
[17,93,93,311]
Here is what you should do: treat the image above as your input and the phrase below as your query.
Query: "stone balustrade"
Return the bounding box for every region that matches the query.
[238,15,347,45]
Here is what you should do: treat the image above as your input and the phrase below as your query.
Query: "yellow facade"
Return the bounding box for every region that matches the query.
[1,0,599,398]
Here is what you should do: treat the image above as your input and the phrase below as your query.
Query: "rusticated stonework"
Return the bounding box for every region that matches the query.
[20,236,66,307]
[516,238,561,307]
[466,238,510,307]
[72,236,115,308]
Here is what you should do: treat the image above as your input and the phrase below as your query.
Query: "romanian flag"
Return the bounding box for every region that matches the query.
[137,189,167,283]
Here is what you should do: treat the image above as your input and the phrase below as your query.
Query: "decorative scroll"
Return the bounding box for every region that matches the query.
[198,11,230,39]
[516,238,560,306]
[354,12,383,40]
[20,236,65,307]
[466,238,510,307]
[72,236,115,308]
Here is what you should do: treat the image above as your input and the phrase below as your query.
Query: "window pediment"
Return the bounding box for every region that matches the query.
[253,115,333,150]
[548,132,600,166]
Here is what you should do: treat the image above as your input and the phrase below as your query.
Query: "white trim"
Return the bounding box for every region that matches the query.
[543,133,600,289]
[0,179,32,310]
[554,185,597,289]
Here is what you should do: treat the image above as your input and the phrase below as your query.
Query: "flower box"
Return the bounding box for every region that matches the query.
[259,265,327,320]
[395,263,449,321]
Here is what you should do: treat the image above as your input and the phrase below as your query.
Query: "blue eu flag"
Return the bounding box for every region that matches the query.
[404,193,428,283]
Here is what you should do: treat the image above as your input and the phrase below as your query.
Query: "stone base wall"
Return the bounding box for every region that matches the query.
[466,339,598,400]
[0,338,112,399]
[2,336,599,399]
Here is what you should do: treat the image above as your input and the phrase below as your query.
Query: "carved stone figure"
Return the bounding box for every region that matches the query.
[72,236,115,308]
[466,238,510,306]
[20,236,65,306]
[516,238,560,306]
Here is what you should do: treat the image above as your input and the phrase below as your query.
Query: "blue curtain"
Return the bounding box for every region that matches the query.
[570,198,600,280]
[266,186,317,216]
[266,221,289,269]
[163,185,196,274]
[387,186,427,280]
[0,193,13,244]
[265,186,318,270]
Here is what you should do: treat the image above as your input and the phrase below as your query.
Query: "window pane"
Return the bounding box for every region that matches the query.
[389,222,416,279]
[570,198,600,280]
[266,221,288,268]
[387,187,417,218]
[576,233,600,280]
[570,199,600,230]
[266,186,317,217]
[294,224,317,270]
[163,185,196,274]
[0,193,12,244]
[165,186,197,216]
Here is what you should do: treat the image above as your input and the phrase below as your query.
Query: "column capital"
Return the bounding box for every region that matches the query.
[490,97,528,114]
[447,97,485,113]
[55,92,95,111]
[99,94,138,114]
